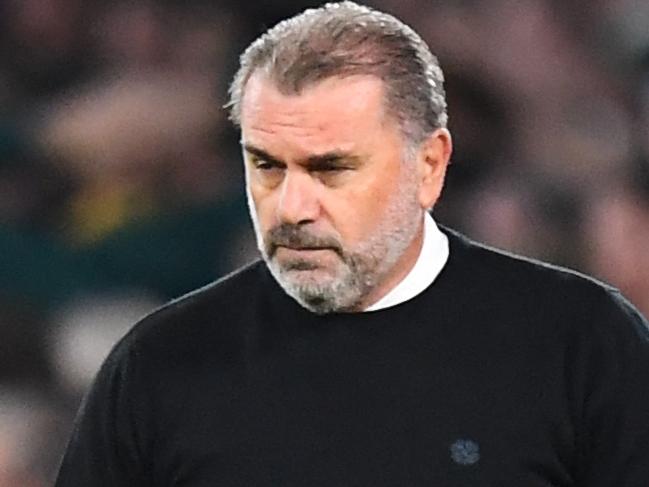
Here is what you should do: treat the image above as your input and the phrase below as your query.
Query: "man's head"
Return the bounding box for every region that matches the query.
[228,1,452,313]
[228,1,447,148]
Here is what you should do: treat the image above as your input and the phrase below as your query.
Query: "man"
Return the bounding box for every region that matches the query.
[56,2,649,486]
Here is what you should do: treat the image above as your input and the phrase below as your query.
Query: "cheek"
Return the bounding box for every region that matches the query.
[329,185,392,243]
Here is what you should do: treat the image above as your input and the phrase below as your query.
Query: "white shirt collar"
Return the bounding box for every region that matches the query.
[364,213,449,312]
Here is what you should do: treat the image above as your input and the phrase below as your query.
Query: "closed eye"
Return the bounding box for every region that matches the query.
[311,164,349,173]
[310,163,355,186]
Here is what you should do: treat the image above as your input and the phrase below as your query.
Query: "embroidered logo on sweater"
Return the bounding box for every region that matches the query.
[450,439,480,465]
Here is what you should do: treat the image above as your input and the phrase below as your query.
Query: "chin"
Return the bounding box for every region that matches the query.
[280,269,338,293]
[282,270,366,314]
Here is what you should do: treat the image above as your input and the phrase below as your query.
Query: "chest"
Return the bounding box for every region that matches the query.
[147,325,576,486]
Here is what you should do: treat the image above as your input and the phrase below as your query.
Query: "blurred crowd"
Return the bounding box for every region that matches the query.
[1,0,648,484]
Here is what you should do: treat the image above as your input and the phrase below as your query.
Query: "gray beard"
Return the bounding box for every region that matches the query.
[246,164,422,314]
[265,247,380,314]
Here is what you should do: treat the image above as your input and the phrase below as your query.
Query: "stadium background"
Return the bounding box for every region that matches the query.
[1,0,648,484]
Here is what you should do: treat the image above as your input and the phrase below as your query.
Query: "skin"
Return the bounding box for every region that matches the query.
[240,72,452,312]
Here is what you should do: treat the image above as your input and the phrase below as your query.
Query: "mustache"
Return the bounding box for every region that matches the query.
[265,224,343,258]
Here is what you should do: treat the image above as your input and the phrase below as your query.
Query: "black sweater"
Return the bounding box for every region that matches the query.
[55,229,649,486]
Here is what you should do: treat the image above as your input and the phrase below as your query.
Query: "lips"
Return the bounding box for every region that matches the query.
[276,245,335,255]
[265,224,343,258]
[274,246,338,263]
[279,245,331,251]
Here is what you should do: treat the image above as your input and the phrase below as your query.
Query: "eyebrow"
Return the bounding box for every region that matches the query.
[243,143,361,168]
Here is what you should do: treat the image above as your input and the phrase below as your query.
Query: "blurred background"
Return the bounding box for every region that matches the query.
[1,0,649,484]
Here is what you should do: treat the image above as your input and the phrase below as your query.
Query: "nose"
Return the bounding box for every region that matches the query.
[276,171,320,225]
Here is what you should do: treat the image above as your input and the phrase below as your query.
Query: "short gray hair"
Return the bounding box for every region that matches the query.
[227,1,447,147]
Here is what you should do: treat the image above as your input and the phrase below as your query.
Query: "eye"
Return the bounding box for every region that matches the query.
[309,160,351,174]
[316,165,345,173]
[249,158,285,176]
[249,157,285,187]
[253,159,280,171]
[311,164,352,186]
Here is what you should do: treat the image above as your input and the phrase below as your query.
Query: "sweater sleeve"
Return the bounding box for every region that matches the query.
[54,334,151,487]
[576,290,649,486]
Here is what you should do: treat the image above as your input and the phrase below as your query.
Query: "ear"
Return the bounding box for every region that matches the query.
[416,128,452,210]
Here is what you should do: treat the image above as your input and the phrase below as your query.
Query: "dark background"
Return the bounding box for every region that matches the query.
[1,0,648,484]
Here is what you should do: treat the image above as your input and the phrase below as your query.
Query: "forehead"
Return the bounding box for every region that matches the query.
[240,73,392,154]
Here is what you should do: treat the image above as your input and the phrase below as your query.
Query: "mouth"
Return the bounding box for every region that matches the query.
[279,245,332,251]
[275,245,335,255]
[273,246,340,264]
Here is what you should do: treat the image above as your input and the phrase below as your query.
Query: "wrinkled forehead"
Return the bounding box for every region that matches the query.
[239,72,396,154]
[241,72,390,126]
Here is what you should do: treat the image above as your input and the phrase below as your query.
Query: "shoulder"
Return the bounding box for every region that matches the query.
[143,259,267,324]
[442,226,649,341]
[104,260,269,370]
[444,226,615,298]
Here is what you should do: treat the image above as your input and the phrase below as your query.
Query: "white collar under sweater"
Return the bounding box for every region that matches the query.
[364,213,449,312]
